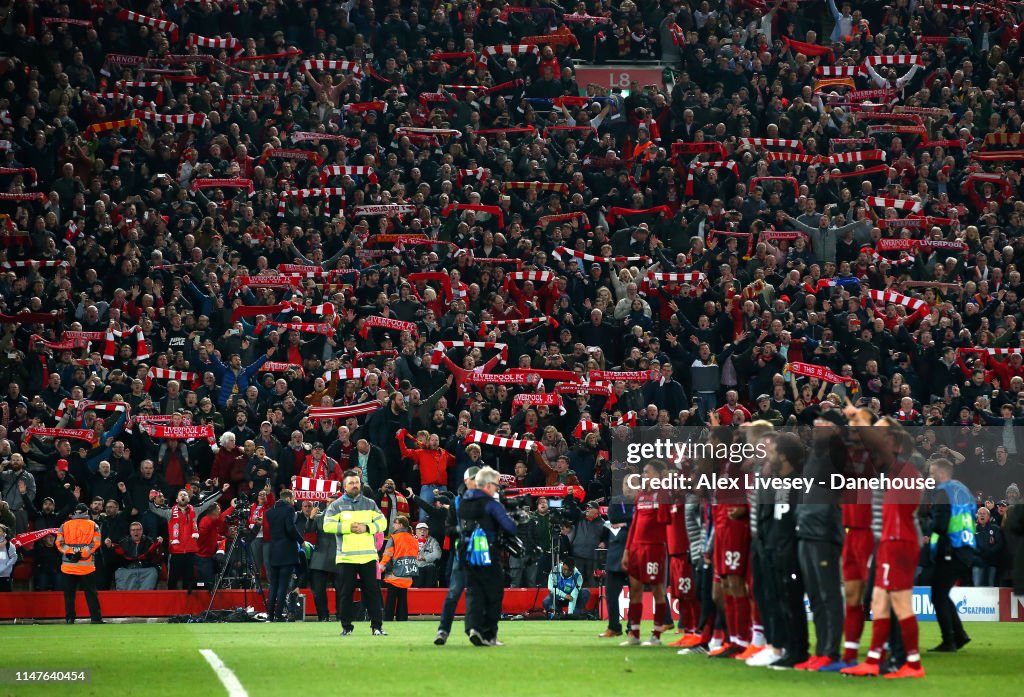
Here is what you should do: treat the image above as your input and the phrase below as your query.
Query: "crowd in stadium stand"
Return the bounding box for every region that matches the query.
[1,0,1024,623]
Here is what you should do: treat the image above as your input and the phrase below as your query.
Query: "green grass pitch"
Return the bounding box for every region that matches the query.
[2,621,1021,696]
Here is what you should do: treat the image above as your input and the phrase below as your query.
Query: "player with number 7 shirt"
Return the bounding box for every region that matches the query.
[841,416,927,679]
[620,460,670,647]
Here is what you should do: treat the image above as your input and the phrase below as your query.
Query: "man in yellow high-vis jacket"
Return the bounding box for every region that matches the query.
[324,469,388,636]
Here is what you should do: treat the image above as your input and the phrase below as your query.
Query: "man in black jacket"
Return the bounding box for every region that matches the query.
[794,413,846,670]
[599,483,634,638]
[458,467,517,646]
[767,432,809,668]
[265,490,303,622]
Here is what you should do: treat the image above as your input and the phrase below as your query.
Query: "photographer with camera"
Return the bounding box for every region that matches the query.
[544,558,590,618]
[265,489,304,622]
[458,466,518,647]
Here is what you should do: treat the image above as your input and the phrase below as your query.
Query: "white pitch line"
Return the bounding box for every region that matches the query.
[199,649,249,697]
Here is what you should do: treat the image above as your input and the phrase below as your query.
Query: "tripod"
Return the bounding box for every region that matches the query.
[202,530,268,622]
[527,524,562,616]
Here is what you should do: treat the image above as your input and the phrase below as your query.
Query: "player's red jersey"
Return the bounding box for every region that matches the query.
[666,499,689,557]
[881,459,923,543]
[626,490,669,548]
[842,501,874,529]
[843,448,875,529]
[711,459,750,526]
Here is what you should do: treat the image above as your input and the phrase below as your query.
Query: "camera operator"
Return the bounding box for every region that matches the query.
[507,498,539,588]
[458,466,517,647]
[571,502,606,588]
[529,497,555,585]
[544,557,590,617]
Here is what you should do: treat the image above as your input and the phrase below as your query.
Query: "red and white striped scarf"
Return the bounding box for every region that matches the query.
[765,151,819,165]
[291,131,359,146]
[820,150,886,165]
[456,168,487,187]
[739,137,804,152]
[428,341,508,369]
[307,403,381,422]
[103,325,149,362]
[864,54,923,67]
[144,367,200,391]
[552,247,649,264]
[265,320,335,335]
[277,187,346,216]
[354,350,398,364]
[479,316,552,336]
[133,110,206,127]
[613,411,638,428]
[117,10,178,38]
[301,59,363,76]
[646,271,706,284]
[320,165,376,184]
[187,33,243,56]
[323,368,369,382]
[866,289,926,312]
[684,160,739,196]
[867,197,922,212]
[0,259,67,270]
[294,476,341,502]
[480,44,540,60]
[538,212,591,230]
[502,181,568,195]
[464,429,545,453]
[572,419,600,439]
[505,271,554,285]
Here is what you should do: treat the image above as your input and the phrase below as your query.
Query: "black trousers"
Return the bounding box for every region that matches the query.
[753,539,784,647]
[384,585,409,621]
[465,564,504,641]
[310,567,341,621]
[167,552,196,591]
[338,560,383,631]
[777,550,809,661]
[798,539,843,660]
[932,555,971,645]
[605,570,628,631]
[63,571,103,622]
[697,559,716,630]
[267,564,293,619]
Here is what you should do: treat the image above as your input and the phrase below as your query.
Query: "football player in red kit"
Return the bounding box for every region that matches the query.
[825,406,879,672]
[708,422,752,658]
[620,460,670,646]
[666,489,699,647]
[842,417,927,679]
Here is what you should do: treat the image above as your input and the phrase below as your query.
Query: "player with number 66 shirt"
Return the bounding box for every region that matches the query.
[620,461,669,647]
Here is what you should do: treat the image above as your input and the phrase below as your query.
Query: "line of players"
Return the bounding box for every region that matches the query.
[617,406,929,679]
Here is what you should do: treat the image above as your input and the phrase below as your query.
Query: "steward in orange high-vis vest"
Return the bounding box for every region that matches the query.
[56,504,104,623]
